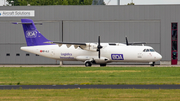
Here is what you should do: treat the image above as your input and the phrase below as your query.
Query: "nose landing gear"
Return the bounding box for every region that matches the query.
[100,64,106,67]
[150,62,155,66]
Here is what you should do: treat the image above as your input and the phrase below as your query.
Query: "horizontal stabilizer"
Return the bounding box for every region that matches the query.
[12,22,42,25]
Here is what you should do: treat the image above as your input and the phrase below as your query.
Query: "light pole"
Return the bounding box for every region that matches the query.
[4,0,6,6]
[117,0,120,5]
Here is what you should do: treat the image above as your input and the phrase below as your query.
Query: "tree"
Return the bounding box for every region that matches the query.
[7,0,20,6]
[7,0,93,6]
[62,0,68,5]
[127,2,135,5]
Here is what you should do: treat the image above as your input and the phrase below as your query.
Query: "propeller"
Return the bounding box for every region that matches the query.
[125,37,129,46]
[97,36,103,58]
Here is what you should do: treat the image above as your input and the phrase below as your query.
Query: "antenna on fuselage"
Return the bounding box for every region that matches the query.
[125,36,146,46]
[125,37,129,46]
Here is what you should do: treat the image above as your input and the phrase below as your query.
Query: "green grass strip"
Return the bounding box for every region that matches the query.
[0,67,180,85]
[0,89,180,101]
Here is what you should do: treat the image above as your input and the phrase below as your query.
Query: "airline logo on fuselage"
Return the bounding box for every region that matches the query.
[26,30,37,38]
[111,54,124,60]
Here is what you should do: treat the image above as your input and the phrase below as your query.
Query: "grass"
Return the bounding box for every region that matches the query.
[0,67,180,85]
[0,67,180,101]
[0,89,180,101]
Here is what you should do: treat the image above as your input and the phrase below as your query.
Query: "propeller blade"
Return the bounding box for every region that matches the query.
[125,37,129,46]
[97,36,102,59]
[97,36,102,49]
[98,36,100,45]
[98,50,100,59]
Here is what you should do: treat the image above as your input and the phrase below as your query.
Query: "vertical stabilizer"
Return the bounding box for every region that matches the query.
[21,19,52,46]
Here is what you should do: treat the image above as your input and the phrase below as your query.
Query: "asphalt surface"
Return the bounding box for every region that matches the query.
[0,85,180,89]
[0,64,180,67]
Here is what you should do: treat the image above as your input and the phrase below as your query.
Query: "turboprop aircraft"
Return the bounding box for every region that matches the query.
[13,19,162,67]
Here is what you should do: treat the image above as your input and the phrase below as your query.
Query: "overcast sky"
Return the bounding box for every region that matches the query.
[1,0,180,6]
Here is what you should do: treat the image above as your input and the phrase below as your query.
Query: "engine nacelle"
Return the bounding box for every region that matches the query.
[93,57,109,64]
[76,56,109,64]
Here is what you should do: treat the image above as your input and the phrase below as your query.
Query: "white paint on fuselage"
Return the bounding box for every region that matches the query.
[21,43,162,64]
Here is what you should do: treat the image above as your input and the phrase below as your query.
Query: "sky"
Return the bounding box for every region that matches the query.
[104,0,180,5]
[1,0,180,6]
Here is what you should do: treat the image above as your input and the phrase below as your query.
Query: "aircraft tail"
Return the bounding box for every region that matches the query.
[13,19,52,46]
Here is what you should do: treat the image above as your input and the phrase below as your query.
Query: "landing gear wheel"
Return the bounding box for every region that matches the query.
[85,62,92,67]
[150,62,155,67]
[100,64,106,67]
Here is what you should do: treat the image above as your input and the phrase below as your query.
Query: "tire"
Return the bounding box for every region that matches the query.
[100,64,106,67]
[150,62,155,67]
[85,62,92,67]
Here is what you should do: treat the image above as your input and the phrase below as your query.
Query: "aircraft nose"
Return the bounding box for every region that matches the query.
[156,53,162,60]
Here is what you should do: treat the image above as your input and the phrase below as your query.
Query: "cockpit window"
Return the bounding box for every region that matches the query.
[143,49,155,52]
[150,49,155,52]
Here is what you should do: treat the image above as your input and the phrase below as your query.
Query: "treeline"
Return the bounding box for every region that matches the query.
[7,0,93,6]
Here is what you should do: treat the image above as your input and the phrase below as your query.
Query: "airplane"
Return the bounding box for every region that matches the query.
[13,19,162,67]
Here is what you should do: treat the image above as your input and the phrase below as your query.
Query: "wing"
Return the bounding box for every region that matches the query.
[52,42,86,49]
[45,41,98,51]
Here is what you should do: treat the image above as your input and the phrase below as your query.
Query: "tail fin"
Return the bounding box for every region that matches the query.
[20,19,52,46]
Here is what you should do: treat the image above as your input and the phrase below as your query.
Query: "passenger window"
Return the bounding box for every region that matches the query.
[146,49,149,52]
[143,49,146,52]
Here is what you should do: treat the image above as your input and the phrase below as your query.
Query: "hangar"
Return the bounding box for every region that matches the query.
[0,5,179,65]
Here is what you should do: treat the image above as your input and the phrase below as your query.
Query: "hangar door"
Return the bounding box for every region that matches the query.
[63,20,160,65]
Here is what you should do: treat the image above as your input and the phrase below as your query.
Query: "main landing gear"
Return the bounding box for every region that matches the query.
[85,61,92,67]
[84,61,106,67]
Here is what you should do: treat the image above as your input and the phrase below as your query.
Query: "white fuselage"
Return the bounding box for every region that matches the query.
[20,43,162,64]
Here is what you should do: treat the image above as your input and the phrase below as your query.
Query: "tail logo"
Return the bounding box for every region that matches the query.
[26,30,38,38]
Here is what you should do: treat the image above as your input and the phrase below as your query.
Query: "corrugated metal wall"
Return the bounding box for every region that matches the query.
[63,20,160,43]
[0,5,179,64]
